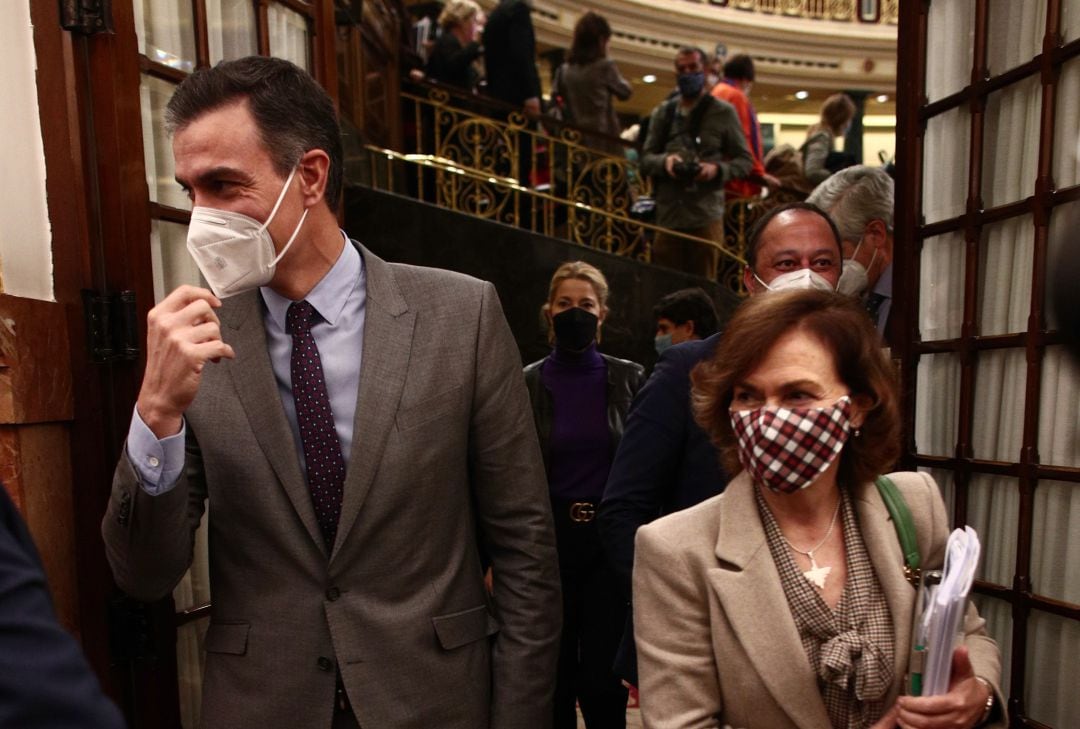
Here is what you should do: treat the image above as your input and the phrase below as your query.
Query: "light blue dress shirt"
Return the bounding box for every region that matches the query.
[127,233,366,494]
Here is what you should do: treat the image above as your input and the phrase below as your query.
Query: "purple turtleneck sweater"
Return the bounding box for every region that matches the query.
[540,343,611,502]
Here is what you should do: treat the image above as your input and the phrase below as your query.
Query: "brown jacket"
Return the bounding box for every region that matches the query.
[633,471,1005,729]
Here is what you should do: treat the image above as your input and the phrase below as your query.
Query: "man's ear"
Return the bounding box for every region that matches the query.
[743,265,758,294]
[297,148,330,207]
[681,320,696,338]
[864,219,889,254]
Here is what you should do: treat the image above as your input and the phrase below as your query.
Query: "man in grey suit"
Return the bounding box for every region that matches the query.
[102,56,561,729]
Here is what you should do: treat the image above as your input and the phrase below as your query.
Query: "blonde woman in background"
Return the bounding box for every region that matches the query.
[802,93,857,186]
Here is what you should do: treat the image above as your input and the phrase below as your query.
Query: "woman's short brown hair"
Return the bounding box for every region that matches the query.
[691,289,900,487]
[820,93,856,136]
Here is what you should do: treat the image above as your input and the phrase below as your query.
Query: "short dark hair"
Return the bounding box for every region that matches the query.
[675,46,708,68]
[568,11,611,65]
[653,288,719,338]
[723,54,755,82]
[745,201,842,271]
[691,289,900,487]
[165,56,344,208]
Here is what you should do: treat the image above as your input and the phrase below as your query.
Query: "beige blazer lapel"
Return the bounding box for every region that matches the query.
[854,479,915,707]
[331,247,415,561]
[708,474,832,729]
[220,291,326,555]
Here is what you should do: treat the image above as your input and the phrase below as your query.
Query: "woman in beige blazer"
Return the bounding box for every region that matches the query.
[633,290,1005,729]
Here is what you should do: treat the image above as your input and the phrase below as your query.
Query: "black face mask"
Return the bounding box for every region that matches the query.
[552,307,598,351]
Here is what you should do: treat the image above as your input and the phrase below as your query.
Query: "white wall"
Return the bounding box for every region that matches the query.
[0,2,54,301]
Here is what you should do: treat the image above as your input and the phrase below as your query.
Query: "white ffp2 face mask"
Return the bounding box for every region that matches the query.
[837,238,878,297]
[754,267,837,294]
[185,166,309,298]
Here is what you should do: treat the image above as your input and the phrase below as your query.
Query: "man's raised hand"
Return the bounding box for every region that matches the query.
[136,286,236,438]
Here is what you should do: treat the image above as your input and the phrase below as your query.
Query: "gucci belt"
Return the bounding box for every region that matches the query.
[569,501,597,523]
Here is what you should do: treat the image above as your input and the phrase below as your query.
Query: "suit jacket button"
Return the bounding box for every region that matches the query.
[317,657,334,671]
[326,586,340,601]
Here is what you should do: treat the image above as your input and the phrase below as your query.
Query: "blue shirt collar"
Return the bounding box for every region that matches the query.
[260,231,362,328]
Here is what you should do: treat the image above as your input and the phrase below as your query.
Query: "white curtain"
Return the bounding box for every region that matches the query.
[172,511,210,729]
[925,0,975,102]
[268,4,311,71]
[922,107,970,223]
[914,353,961,457]
[981,77,1041,209]
[206,0,257,65]
[919,231,965,341]
[1052,58,1080,191]
[1063,0,1080,43]
[987,0,1046,76]
[978,217,1033,336]
[133,0,196,72]
[140,76,190,212]
[919,6,1079,721]
[1026,611,1080,725]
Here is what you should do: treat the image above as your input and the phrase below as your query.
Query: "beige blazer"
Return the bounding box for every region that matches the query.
[633,471,1005,729]
[103,244,562,729]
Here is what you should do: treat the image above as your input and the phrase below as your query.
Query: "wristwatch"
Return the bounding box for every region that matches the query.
[974,676,995,725]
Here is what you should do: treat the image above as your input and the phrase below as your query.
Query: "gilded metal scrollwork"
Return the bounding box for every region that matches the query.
[393,86,748,286]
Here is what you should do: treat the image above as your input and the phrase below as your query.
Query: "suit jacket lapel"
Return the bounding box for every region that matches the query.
[708,473,832,729]
[220,291,326,556]
[331,246,415,562]
[854,479,915,707]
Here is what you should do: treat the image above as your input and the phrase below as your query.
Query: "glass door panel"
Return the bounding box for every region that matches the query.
[268,3,311,71]
[1025,610,1080,725]
[914,353,961,457]
[981,77,1041,209]
[133,0,197,72]
[922,107,970,223]
[207,0,258,64]
[1030,480,1080,604]
[141,76,191,212]
[919,231,966,341]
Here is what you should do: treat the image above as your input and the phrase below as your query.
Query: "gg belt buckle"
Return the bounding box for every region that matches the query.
[569,501,596,523]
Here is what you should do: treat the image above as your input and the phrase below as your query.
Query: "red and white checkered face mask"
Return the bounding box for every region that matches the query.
[730,396,853,494]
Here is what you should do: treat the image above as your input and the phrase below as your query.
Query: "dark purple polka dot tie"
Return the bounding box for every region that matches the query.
[286,300,345,548]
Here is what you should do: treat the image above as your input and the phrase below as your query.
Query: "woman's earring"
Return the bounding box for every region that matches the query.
[854,428,862,438]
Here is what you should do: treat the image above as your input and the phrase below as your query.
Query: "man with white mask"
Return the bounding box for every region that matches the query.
[807,165,895,338]
[102,56,560,729]
[599,200,842,685]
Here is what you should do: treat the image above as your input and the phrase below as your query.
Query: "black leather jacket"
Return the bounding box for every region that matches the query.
[523,352,646,475]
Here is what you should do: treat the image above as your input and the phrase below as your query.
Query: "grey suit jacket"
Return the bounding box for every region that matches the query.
[633,471,1005,729]
[103,244,561,729]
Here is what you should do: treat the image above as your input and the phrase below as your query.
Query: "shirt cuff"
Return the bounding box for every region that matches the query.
[126,406,186,496]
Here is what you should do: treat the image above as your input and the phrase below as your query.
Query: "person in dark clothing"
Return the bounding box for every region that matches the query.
[425,0,484,93]
[599,201,845,686]
[482,0,542,115]
[482,0,542,215]
[0,484,126,728]
[652,287,720,355]
[524,261,645,729]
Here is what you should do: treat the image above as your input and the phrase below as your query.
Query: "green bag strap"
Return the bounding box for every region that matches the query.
[874,475,921,584]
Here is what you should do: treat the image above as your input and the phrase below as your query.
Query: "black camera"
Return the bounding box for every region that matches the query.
[673,159,702,181]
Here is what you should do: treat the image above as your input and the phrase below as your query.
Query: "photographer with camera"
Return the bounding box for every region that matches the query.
[641,47,752,280]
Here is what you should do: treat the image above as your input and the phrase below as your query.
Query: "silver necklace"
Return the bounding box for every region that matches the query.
[780,496,842,590]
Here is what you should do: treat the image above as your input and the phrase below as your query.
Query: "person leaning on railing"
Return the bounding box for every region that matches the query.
[551,11,632,157]
[425,0,484,94]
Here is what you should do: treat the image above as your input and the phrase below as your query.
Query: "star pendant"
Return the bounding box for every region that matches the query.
[803,563,832,590]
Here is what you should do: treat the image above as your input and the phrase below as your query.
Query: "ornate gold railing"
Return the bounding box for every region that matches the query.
[709,0,898,24]
[374,82,799,292]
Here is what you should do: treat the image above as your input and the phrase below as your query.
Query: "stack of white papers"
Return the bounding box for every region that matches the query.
[909,526,981,696]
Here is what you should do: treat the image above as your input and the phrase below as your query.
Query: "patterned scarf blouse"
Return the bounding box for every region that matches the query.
[756,488,895,729]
